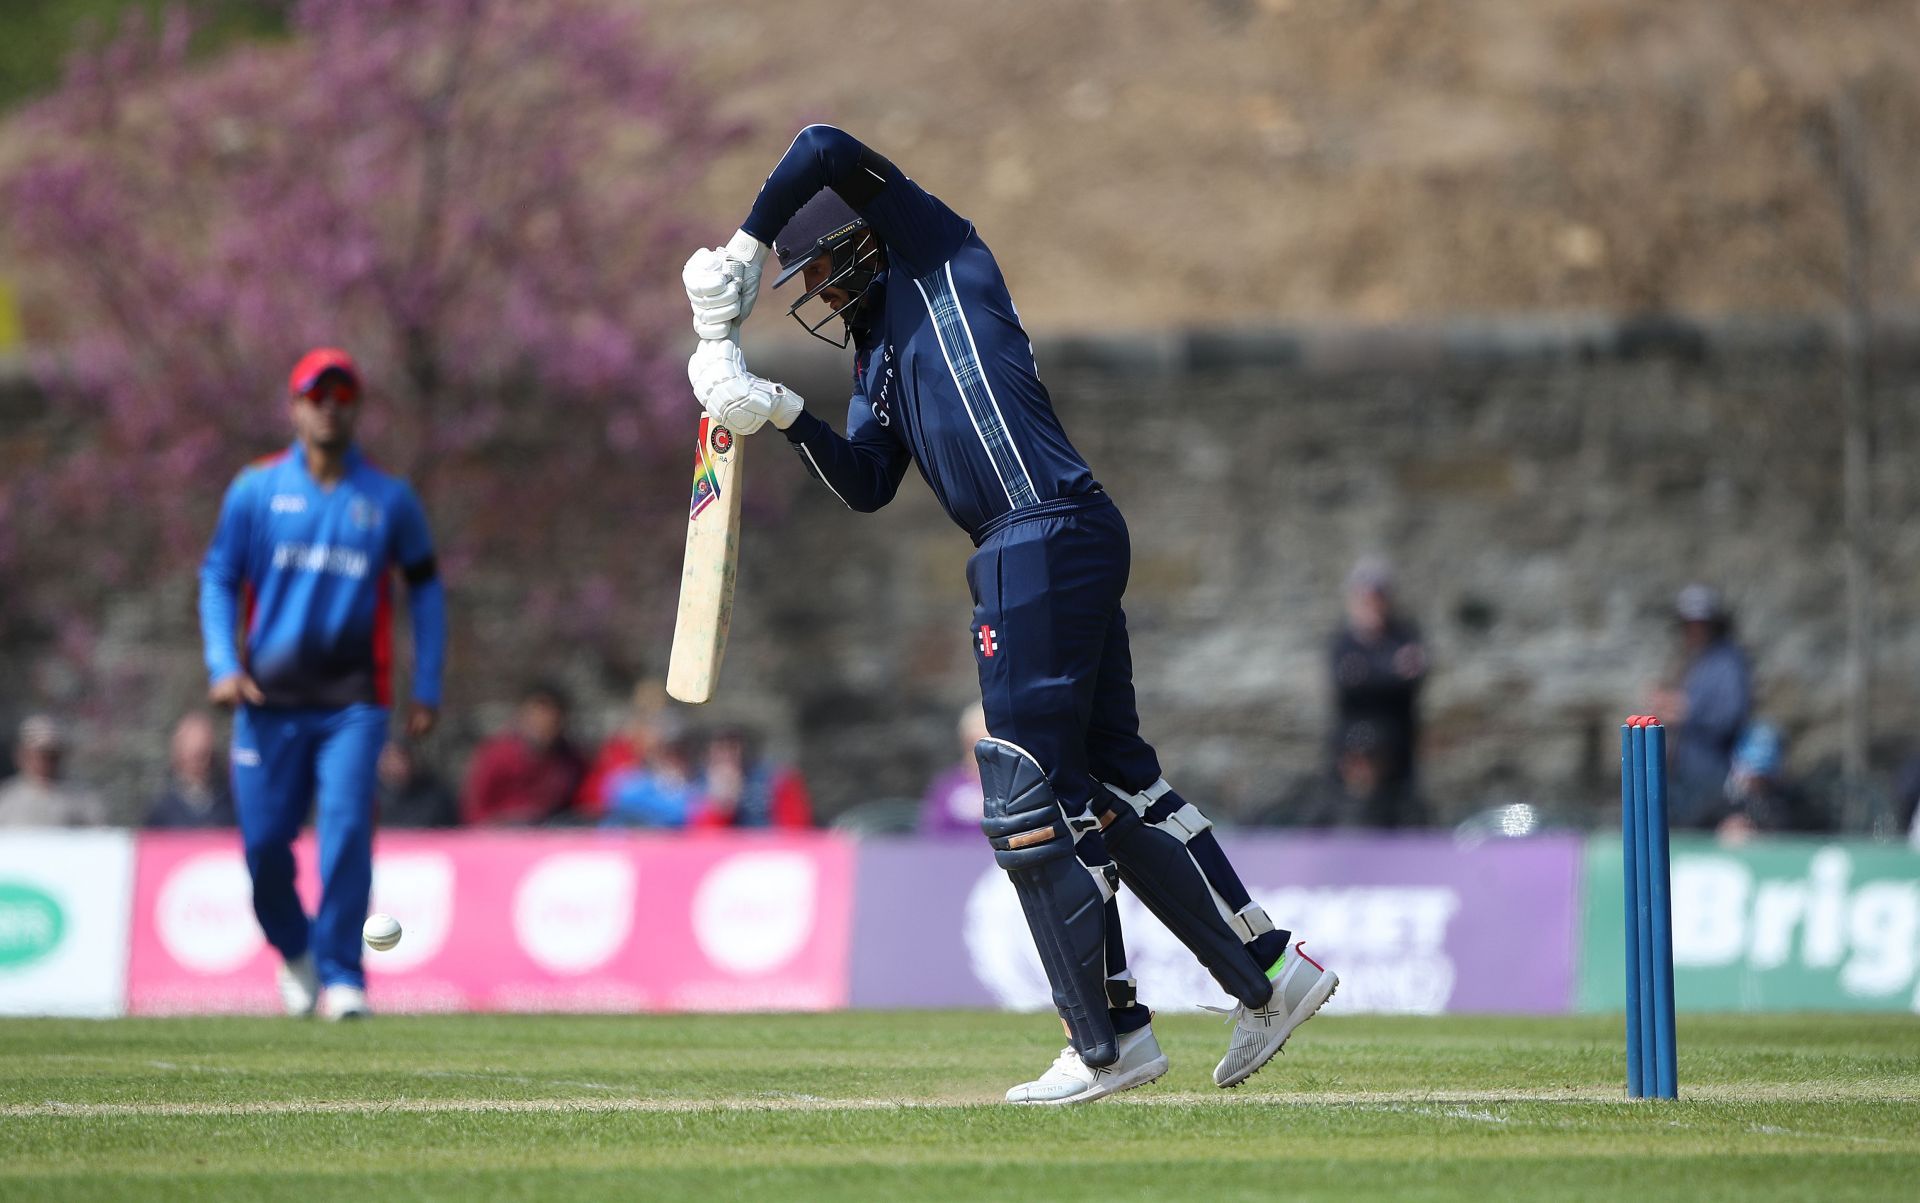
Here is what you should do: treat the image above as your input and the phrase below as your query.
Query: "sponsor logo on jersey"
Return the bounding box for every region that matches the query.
[272,542,371,579]
[270,494,307,514]
[976,624,998,658]
[870,342,896,427]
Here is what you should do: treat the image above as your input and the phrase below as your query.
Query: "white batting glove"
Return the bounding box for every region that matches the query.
[718,229,768,322]
[687,336,745,400]
[687,339,801,434]
[687,340,767,436]
[723,376,803,432]
[683,249,740,340]
[705,376,802,436]
[710,399,768,438]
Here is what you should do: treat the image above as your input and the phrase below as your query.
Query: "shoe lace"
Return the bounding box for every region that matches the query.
[1044,1046,1082,1077]
[1198,1003,1246,1025]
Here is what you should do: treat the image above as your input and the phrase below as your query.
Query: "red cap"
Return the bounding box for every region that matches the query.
[288,347,360,396]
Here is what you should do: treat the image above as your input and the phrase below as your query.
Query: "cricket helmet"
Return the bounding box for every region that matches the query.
[772,189,881,346]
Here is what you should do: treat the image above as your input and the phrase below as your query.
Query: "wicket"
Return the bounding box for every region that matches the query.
[1620,715,1678,1099]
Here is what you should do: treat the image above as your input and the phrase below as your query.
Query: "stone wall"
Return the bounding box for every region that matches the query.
[733,314,1920,829]
[7,316,1920,829]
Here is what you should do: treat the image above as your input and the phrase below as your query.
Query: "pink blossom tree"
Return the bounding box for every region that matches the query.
[2,0,743,740]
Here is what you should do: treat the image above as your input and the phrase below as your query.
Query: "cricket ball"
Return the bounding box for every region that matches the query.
[362,912,403,952]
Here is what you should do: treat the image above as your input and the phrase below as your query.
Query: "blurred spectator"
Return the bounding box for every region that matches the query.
[1700,723,1817,842]
[1649,585,1752,827]
[461,683,589,825]
[577,678,670,820]
[601,723,702,829]
[376,741,459,828]
[920,702,989,836]
[1327,557,1427,827]
[1297,721,1425,828]
[691,727,814,830]
[144,710,236,829]
[0,715,108,827]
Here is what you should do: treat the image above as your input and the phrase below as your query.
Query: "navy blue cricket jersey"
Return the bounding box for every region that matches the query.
[744,126,1099,542]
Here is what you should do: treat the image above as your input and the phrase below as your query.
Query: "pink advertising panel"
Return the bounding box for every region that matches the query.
[127,831,855,1015]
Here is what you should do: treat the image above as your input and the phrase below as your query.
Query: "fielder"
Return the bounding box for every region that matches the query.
[199,348,446,1020]
[683,126,1337,1103]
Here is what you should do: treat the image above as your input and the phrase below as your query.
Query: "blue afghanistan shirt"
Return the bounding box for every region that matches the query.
[199,443,446,710]
[744,126,1099,543]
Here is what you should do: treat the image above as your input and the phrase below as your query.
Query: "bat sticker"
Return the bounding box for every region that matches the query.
[690,417,722,520]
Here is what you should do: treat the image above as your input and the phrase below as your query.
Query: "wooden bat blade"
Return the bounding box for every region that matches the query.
[666,415,744,704]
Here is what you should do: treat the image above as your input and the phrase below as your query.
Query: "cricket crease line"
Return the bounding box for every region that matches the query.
[7,1081,1915,1118]
[3,1097,939,1118]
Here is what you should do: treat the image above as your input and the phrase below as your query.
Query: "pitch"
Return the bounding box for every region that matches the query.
[4,1012,1916,1201]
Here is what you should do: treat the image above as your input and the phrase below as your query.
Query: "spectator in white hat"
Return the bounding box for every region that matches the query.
[0,715,109,827]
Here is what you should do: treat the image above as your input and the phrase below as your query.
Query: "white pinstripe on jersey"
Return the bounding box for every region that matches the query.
[913,267,1039,510]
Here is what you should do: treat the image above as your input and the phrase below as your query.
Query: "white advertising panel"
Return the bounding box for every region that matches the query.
[0,829,135,1016]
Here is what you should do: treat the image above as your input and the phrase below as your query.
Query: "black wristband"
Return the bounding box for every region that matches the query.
[831,146,894,208]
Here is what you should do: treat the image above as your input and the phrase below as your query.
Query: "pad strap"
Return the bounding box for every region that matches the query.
[1105,778,1212,841]
[1230,902,1276,943]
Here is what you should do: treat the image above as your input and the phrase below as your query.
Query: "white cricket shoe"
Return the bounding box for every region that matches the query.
[276,953,318,1017]
[320,984,370,1021]
[1006,1023,1169,1106]
[1212,941,1339,1088]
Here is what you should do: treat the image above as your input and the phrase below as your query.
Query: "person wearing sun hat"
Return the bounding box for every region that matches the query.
[0,714,108,827]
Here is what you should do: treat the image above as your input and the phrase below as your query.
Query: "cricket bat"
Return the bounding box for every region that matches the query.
[666,340,745,704]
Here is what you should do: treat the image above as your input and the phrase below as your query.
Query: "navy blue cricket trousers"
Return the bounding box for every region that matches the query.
[966,494,1164,818]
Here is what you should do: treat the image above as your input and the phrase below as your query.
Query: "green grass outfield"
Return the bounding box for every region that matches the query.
[3,1012,1915,1201]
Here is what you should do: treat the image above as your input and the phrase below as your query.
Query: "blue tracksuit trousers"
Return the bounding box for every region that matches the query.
[231,703,387,989]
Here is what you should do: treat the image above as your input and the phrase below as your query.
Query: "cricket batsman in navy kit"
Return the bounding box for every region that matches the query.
[199,348,446,1020]
[683,126,1338,1104]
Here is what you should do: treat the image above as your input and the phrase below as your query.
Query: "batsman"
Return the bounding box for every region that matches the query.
[682,126,1337,1104]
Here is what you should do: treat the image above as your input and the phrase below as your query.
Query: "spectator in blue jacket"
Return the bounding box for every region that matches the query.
[601,723,702,829]
[1650,585,1752,826]
[144,711,237,829]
